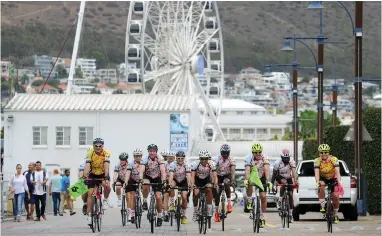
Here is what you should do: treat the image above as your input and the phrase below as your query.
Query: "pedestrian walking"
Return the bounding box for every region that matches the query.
[9,164,30,222]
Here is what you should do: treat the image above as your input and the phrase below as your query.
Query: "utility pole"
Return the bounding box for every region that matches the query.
[332,57,337,126]
[354,1,365,216]
[317,6,324,144]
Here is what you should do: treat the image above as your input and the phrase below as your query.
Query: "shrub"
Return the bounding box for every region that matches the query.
[302,138,318,160]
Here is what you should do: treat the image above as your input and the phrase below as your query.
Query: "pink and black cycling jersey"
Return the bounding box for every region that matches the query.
[164,160,175,180]
[244,154,270,177]
[141,155,164,179]
[127,161,141,182]
[169,162,191,183]
[190,160,216,179]
[273,159,296,179]
[114,163,129,180]
[212,155,236,176]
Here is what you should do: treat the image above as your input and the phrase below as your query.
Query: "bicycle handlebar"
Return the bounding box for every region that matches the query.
[170,186,189,191]
[142,183,163,186]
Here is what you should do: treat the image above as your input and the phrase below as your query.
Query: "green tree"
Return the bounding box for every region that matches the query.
[91,51,107,69]
[90,88,101,94]
[112,89,123,94]
[301,76,310,83]
[75,67,83,78]
[20,74,29,85]
[47,79,60,88]
[56,64,68,78]
[31,80,44,87]
[106,82,117,88]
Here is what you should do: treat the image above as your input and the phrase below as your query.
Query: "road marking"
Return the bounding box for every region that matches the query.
[350,226,365,230]
[302,226,315,231]
[376,226,381,230]
[277,227,291,231]
[266,223,277,228]
[230,228,242,232]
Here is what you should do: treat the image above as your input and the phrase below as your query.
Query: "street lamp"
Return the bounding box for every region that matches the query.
[308,1,365,216]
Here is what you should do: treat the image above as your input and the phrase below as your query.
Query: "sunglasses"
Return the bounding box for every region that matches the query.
[221,151,230,155]
[94,145,103,148]
[200,158,209,160]
[320,152,329,155]
[252,152,262,155]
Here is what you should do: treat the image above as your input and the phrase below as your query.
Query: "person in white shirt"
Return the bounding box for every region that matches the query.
[32,161,49,221]
[48,169,62,216]
[9,164,30,222]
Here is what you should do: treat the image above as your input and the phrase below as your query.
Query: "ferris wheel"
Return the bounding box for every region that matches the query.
[125,1,226,141]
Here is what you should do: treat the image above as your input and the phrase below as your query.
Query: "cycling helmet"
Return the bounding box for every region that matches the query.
[93,138,104,145]
[318,144,330,152]
[147,144,158,151]
[160,150,169,157]
[251,143,263,152]
[198,149,210,159]
[133,148,143,156]
[176,151,186,157]
[168,150,176,157]
[119,152,129,160]
[220,144,231,153]
[281,149,291,158]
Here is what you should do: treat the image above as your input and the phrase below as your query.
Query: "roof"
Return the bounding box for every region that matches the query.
[4,94,193,112]
[197,99,267,111]
[218,114,292,126]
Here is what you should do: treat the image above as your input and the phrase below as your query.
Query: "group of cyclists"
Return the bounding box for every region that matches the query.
[78,138,343,228]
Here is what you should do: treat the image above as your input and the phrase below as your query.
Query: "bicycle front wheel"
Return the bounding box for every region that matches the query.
[97,199,102,232]
[176,198,181,231]
[121,196,127,226]
[150,198,155,233]
[135,194,142,229]
[91,196,97,233]
[326,197,333,233]
[221,198,225,231]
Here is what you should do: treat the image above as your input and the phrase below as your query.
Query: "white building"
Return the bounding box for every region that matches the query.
[76,58,97,79]
[197,99,291,140]
[96,69,118,84]
[3,94,201,205]
[1,60,10,77]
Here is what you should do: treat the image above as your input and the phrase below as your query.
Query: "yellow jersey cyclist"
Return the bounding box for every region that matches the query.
[123,148,143,224]
[139,144,167,227]
[168,151,191,224]
[112,152,129,207]
[314,144,342,224]
[163,150,176,222]
[190,149,218,221]
[244,143,272,228]
[83,138,111,226]
[212,144,236,222]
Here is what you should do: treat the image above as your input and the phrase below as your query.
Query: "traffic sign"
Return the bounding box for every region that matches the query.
[343,121,373,141]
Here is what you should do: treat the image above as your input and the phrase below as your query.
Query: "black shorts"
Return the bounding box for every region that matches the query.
[319,177,338,192]
[275,176,294,185]
[86,173,104,189]
[126,179,139,192]
[194,176,211,188]
[217,174,231,185]
[144,176,162,192]
[174,179,188,191]
[259,176,267,193]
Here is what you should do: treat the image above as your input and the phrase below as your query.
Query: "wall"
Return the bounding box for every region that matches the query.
[3,108,199,207]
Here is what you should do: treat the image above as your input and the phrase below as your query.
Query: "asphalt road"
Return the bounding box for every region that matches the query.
[1,205,381,236]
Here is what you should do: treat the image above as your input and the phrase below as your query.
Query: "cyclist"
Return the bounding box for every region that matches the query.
[271,149,298,222]
[190,149,218,221]
[314,144,342,224]
[123,148,143,224]
[163,150,176,222]
[83,138,111,226]
[161,150,169,162]
[244,143,272,228]
[139,144,166,227]
[168,151,191,224]
[113,152,129,207]
[212,144,236,222]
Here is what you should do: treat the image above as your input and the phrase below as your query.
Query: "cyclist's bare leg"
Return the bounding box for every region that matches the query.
[246,185,253,206]
[260,192,267,213]
[224,182,231,201]
[164,191,170,213]
[181,191,188,213]
[115,182,122,200]
[82,192,88,203]
[318,181,326,209]
[206,187,213,216]
[142,185,149,199]
[331,192,340,217]
[192,189,200,220]
[102,181,111,199]
[87,187,95,214]
[129,192,135,210]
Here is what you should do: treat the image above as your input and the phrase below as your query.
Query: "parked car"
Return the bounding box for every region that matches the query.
[292,159,358,221]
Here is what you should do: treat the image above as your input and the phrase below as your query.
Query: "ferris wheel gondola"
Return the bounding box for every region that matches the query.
[125,1,225,141]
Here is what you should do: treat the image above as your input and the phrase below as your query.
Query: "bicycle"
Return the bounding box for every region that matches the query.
[241,183,268,233]
[276,183,298,228]
[86,178,104,233]
[120,189,128,226]
[194,186,213,235]
[320,181,337,233]
[131,183,143,229]
[143,182,163,234]
[170,186,189,232]
[217,182,229,231]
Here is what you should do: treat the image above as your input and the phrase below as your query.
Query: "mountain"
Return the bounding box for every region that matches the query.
[1,1,381,78]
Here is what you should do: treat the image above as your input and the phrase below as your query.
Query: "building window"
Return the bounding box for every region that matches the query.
[237,111,244,115]
[231,128,240,134]
[244,129,254,134]
[79,127,94,145]
[33,127,48,146]
[56,127,71,146]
